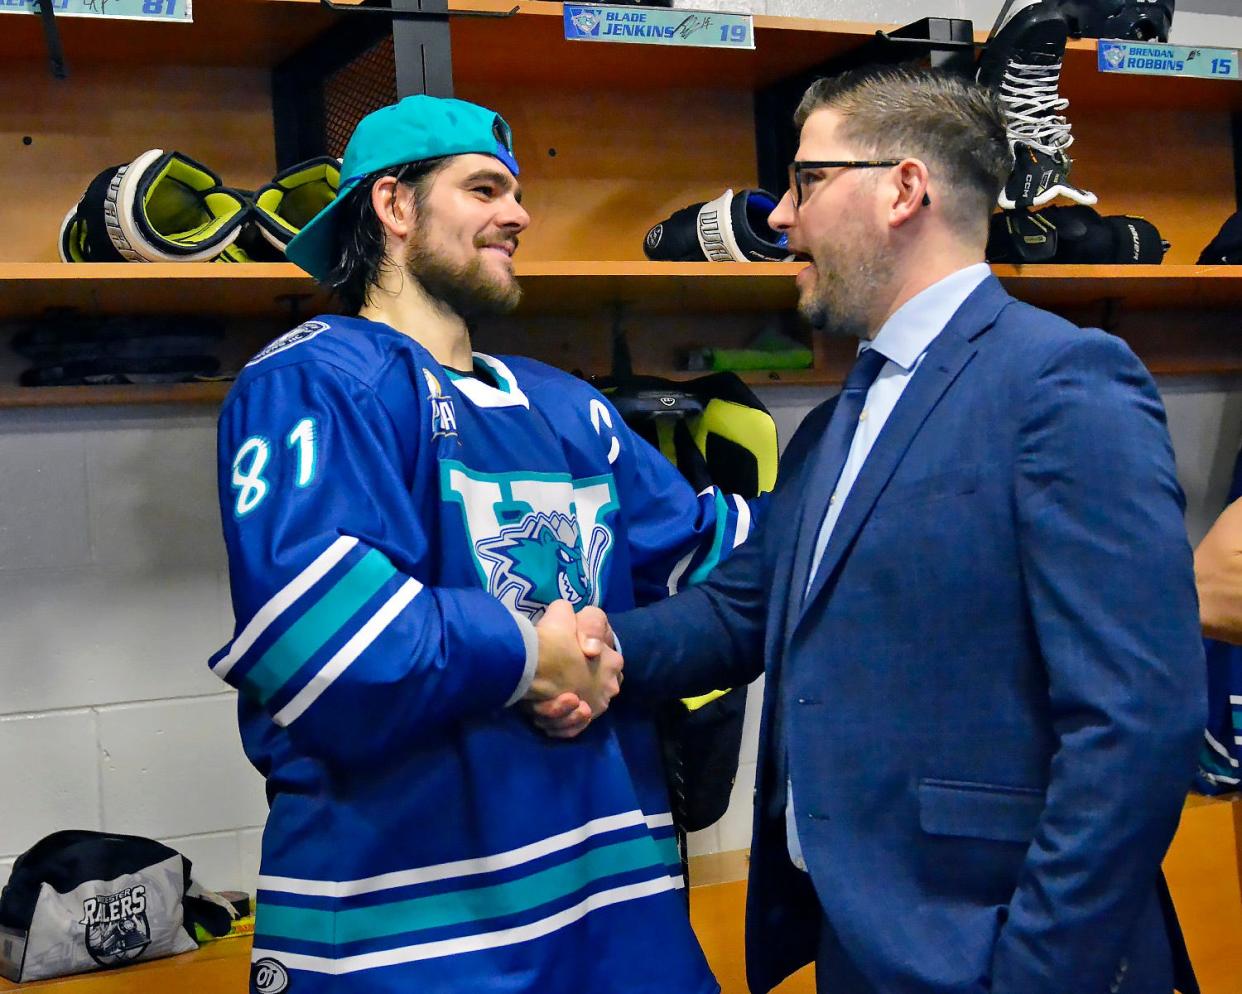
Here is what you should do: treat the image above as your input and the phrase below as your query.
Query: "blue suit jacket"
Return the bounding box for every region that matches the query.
[613,277,1206,994]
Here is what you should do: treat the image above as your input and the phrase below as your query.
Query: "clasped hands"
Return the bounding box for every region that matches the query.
[520,600,619,739]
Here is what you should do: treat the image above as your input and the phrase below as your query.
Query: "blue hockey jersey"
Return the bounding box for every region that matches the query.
[209,315,754,993]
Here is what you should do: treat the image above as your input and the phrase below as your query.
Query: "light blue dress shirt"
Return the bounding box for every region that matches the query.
[786,262,991,871]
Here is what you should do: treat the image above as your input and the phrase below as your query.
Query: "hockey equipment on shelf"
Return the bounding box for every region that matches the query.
[986,204,1166,264]
[593,327,776,844]
[1053,0,1174,42]
[59,150,249,263]
[643,188,790,262]
[60,154,343,263]
[248,157,342,260]
[1198,212,1242,265]
[977,1,1097,210]
[10,312,226,387]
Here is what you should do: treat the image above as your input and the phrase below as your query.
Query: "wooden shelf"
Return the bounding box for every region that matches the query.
[0,263,328,319]
[1,263,1239,408]
[0,382,232,410]
[5,262,1242,316]
[992,265,1242,309]
[4,0,1239,108]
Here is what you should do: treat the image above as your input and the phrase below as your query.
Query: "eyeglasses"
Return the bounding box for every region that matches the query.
[788,159,932,209]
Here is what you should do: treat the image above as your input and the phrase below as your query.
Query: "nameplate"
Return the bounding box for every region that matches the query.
[0,0,191,22]
[1098,39,1238,80]
[563,4,754,49]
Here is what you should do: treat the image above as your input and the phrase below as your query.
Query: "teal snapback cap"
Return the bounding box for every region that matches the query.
[286,95,520,282]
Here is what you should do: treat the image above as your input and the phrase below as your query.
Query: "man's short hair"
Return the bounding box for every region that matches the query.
[795,66,1010,236]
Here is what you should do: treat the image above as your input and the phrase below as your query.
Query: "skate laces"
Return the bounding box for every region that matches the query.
[999,61,1073,155]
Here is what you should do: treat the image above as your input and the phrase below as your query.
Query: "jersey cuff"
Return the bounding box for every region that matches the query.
[503,609,539,706]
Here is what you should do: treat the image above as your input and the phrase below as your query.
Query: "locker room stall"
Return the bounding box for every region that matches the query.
[2,0,1242,991]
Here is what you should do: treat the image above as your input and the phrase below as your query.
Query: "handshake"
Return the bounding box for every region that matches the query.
[521,601,621,739]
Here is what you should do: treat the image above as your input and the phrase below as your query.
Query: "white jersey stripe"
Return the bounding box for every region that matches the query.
[644,812,674,830]
[732,493,751,549]
[213,535,359,679]
[273,578,424,727]
[252,876,679,975]
[1204,728,1240,767]
[666,550,695,596]
[259,810,651,898]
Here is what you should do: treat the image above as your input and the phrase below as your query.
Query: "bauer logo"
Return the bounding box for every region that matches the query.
[252,958,290,993]
[565,6,602,36]
[80,885,151,967]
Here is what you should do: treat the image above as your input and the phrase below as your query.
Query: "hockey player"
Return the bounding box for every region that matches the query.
[208,95,753,994]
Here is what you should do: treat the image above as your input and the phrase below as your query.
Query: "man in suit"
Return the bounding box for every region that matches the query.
[533,66,1206,994]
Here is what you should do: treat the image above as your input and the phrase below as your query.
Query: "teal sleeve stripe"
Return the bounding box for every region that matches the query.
[245,548,399,703]
[656,835,681,869]
[686,489,731,587]
[1200,748,1237,777]
[257,836,667,945]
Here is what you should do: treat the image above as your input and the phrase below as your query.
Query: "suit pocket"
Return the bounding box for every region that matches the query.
[918,778,1044,844]
[879,466,978,509]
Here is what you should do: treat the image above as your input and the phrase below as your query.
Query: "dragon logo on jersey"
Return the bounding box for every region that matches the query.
[441,462,618,619]
[423,369,459,441]
[480,512,591,607]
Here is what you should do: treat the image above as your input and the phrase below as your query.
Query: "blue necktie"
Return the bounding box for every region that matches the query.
[800,345,890,600]
[772,345,891,828]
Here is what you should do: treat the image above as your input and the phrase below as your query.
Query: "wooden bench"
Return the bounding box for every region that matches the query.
[4,797,1238,993]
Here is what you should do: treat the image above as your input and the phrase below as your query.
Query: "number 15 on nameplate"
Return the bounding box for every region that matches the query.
[563,4,754,50]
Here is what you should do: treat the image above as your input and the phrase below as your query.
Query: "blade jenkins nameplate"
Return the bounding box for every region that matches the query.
[563,4,754,49]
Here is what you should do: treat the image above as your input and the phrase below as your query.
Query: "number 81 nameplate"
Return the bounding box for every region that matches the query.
[0,0,190,21]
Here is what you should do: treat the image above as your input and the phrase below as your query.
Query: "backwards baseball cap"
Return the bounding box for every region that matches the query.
[285,95,520,283]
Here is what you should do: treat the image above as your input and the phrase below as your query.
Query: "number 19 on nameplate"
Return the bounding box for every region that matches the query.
[563,4,754,50]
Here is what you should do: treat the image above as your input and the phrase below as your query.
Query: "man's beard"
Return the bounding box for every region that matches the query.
[800,237,889,340]
[406,227,522,320]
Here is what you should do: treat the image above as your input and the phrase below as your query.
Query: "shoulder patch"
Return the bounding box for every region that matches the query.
[247,321,330,367]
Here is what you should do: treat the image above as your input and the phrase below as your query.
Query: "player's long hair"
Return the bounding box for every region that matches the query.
[323,158,447,314]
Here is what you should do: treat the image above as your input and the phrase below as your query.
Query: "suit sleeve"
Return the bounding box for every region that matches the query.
[210,363,534,767]
[612,400,835,702]
[991,334,1206,994]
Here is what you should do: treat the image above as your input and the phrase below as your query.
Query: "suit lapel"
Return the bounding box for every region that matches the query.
[785,394,842,637]
[792,277,1012,639]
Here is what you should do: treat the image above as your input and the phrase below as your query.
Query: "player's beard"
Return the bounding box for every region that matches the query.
[406,210,522,320]
[799,221,890,340]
